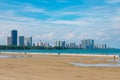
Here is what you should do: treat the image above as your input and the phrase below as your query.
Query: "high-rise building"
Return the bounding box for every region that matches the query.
[61,41,66,48]
[11,30,18,46]
[35,40,43,46]
[54,41,60,47]
[69,43,76,48]
[35,40,49,47]
[81,39,87,49]
[44,42,49,47]
[19,36,25,46]
[91,39,94,49]
[54,41,66,48]
[24,37,32,46]
[81,39,94,49]
[7,37,12,46]
[39,40,44,46]
[101,44,107,49]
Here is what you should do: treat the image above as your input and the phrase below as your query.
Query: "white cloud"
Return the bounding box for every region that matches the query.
[94,32,110,41]
[78,32,92,40]
[0,3,46,13]
[23,6,46,13]
[64,31,76,40]
[0,9,50,30]
[41,32,55,39]
[96,32,105,36]
[56,0,68,3]
[93,27,120,42]
[58,11,80,15]
[0,32,6,39]
[35,32,56,40]
[106,0,120,3]
[0,10,39,22]
[50,19,91,26]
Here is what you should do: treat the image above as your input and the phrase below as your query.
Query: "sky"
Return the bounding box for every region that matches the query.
[0,0,120,48]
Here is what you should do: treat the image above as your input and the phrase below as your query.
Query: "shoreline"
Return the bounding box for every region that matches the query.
[0,51,119,57]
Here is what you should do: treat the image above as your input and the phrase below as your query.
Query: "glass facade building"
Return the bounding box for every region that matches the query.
[11,30,18,46]
[19,36,25,46]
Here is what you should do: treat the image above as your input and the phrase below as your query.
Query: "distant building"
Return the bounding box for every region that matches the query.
[104,44,107,49]
[69,43,76,48]
[36,40,43,46]
[33,43,35,46]
[19,36,25,46]
[54,41,60,47]
[44,42,49,47]
[61,41,66,48]
[54,41,66,48]
[91,39,94,49]
[81,39,87,49]
[24,37,32,46]
[94,44,107,49]
[11,30,18,46]
[39,40,44,46]
[78,44,82,49]
[7,37,12,46]
[34,40,49,47]
[81,39,94,49]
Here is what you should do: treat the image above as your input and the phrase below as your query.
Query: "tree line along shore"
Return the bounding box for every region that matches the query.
[0,45,115,50]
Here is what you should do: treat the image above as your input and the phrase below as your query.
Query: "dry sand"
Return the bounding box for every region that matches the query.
[0,53,120,80]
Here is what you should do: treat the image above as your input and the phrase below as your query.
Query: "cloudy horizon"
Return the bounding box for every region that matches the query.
[0,0,120,48]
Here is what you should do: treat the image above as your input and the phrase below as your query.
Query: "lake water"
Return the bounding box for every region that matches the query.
[69,62,120,67]
[0,49,120,55]
[0,55,27,58]
[0,55,12,58]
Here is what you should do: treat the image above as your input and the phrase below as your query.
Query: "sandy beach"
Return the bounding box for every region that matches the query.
[0,53,120,80]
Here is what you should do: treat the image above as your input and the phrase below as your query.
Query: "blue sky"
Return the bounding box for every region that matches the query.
[0,0,120,48]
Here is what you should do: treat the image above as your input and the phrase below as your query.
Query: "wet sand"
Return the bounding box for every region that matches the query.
[0,53,120,80]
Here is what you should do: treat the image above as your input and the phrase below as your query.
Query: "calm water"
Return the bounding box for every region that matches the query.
[0,55,24,58]
[0,49,120,55]
[69,62,120,67]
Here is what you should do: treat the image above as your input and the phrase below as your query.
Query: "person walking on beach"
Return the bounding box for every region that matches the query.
[25,52,27,55]
[113,55,116,62]
[58,53,60,55]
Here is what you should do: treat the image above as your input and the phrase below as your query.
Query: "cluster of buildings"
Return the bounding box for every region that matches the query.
[34,39,107,49]
[7,30,32,46]
[54,40,106,49]
[33,40,50,47]
[6,30,107,49]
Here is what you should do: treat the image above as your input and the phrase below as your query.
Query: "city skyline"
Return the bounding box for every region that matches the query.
[6,30,107,49]
[0,0,120,48]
